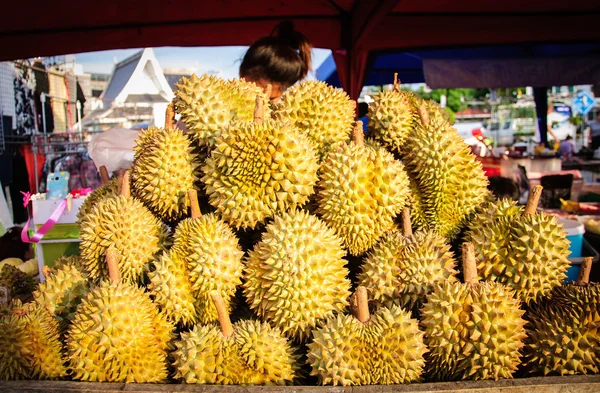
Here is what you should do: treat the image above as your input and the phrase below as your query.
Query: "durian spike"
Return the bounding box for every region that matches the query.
[401,208,413,238]
[417,103,429,126]
[254,94,265,124]
[99,165,110,184]
[165,102,175,129]
[393,72,401,91]
[353,286,370,323]
[120,170,131,198]
[188,189,201,219]
[576,257,593,285]
[41,265,52,278]
[352,121,364,146]
[105,247,121,284]
[524,185,543,216]
[210,291,234,338]
[462,243,478,285]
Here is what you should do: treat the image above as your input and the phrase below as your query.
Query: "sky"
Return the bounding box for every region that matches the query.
[75,46,333,79]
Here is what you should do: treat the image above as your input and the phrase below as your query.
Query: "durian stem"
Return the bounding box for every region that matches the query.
[165,102,175,129]
[210,291,234,338]
[105,248,121,284]
[576,257,593,285]
[401,208,413,238]
[254,94,265,124]
[120,170,131,198]
[462,243,479,285]
[188,189,202,219]
[41,265,52,278]
[352,122,365,146]
[524,185,543,216]
[393,72,401,91]
[417,104,429,126]
[354,286,370,323]
[99,165,110,184]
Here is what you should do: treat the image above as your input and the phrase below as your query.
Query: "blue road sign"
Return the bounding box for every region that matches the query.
[573,91,596,116]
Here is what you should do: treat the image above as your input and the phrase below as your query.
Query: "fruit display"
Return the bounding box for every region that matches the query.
[307,286,427,385]
[4,75,598,387]
[421,243,527,381]
[465,186,571,304]
[316,123,410,255]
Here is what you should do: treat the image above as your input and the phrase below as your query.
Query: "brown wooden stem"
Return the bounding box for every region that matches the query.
[99,165,110,184]
[352,122,365,146]
[393,72,400,91]
[105,248,121,284]
[462,243,478,285]
[402,208,413,238]
[576,257,593,285]
[120,170,131,198]
[524,185,543,216]
[418,104,429,126]
[354,286,370,323]
[188,189,201,219]
[254,95,265,124]
[210,291,234,337]
[165,102,175,129]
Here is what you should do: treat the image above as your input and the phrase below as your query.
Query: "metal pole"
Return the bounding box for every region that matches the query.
[76,100,82,132]
[41,93,47,133]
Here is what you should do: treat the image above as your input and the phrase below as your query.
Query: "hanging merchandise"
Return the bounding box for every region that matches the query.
[0,182,13,236]
[48,72,68,132]
[13,64,37,135]
[31,60,54,133]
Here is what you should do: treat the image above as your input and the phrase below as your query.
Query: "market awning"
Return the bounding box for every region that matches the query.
[3,1,600,100]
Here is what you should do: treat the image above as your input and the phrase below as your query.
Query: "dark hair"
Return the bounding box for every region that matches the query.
[240,21,312,89]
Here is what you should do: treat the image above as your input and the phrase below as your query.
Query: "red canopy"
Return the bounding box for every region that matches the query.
[3,1,600,100]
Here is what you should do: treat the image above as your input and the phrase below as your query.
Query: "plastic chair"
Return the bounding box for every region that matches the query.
[540,174,574,209]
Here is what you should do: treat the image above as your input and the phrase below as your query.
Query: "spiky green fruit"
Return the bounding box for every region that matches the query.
[0,300,66,380]
[368,88,418,152]
[316,139,410,255]
[402,113,489,238]
[275,81,355,157]
[171,214,244,324]
[244,209,351,341]
[465,199,570,303]
[76,179,120,226]
[550,282,600,312]
[131,127,200,221]
[79,195,163,283]
[0,265,36,297]
[66,281,174,382]
[202,118,319,229]
[523,303,600,376]
[308,304,427,386]
[174,74,270,145]
[358,230,457,313]
[421,281,527,381]
[148,250,200,326]
[173,319,298,385]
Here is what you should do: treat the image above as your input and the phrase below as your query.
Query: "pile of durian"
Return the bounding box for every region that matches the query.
[1,74,598,386]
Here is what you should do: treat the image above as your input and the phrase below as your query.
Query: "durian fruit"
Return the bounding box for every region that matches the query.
[202,97,319,229]
[66,248,174,383]
[34,260,89,329]
[400,104,489,238]
[421,243,527,381]
[358,209,458,314]
[76,166,120,225]
[0,299,67,380]
[367,74,419,153]
[131,126,200,221]
[174,74,271,145]
[173,291,298,385]
[465,186,570,304]
[274,80,355,157]
[244,209,351,341]
[307,286,427,386]
[523,258,600,376]
[79,171,163,283]
[164,190,244,325]
[316,123,410,255]
[0,265,37,298]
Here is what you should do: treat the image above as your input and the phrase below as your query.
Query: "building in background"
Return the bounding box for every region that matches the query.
[81,48,174,130]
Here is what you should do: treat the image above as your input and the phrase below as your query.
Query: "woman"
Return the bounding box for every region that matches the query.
[239,21,312,103]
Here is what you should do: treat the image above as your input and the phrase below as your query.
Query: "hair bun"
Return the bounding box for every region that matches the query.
[271,21,312,73]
